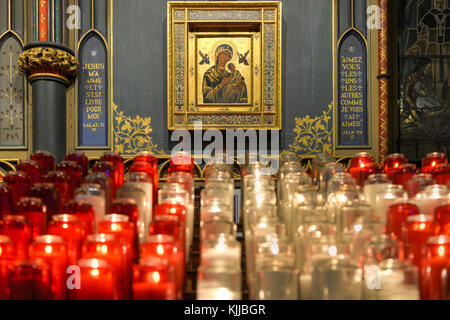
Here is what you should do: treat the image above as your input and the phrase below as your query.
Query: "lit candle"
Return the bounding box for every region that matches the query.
[48,214,83,265]
[29,235,68,300]
[57,161,83,197]
[420,235,450,300]
[75,184,106,234]
[402,215,434,267]
[348,152,376,187]
[133,151,159,206]
[65,151,89,177]
[81,234,127,299]
[71,258,116,300]
[63,199,95,237]
[4,171,31,211]
[0,235,15,299]
[393,163,417,190]
[0,183,12,218]
[43,171,71,208]
[16,197,48,239]
[0,215,33,260]
[384,153,408,181]
[17,160,42,184]
[149,215,185,263]
[132,257,176,300]
[387,202,420,241]
[422,152,447,174]
[31,151,55,176]
[431,163,450,186]
[435,204,450,235]
[141,234,184,299]
[29,183,60,219]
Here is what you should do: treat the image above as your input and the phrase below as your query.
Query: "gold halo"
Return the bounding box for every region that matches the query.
[210,39,239,68]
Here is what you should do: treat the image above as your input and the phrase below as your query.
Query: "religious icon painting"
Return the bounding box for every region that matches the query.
[167,1,282,130]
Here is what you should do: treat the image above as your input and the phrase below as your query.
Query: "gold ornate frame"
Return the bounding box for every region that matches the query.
[167,1,282,130]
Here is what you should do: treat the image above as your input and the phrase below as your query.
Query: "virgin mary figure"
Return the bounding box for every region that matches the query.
[202,44,248,104]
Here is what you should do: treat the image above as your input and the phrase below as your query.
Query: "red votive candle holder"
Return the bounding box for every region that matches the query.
[153,204,187,231]
[63,199,95,237]
[28,235,68,300]
[82,233,127,299]
[348,153,376,186]
[432,163,450,186]
[393,163,417,190]
[17,160,42,184]
[4,171,31,212]
[402,214,435,267]
[109,199,139,258]
[406,173,436,198]
[71,258,116,300]
[435,204,450,235]
[0,183,12,218]
[132,257,176,300]
[43,171,71,208]
[420,235,450,300]
[0,215,32,260]
[141,234,184,299]
[129,156,158,206]
[149,215,185,260]
[387,202,420,241]
[29,183,60,219]
[57,161,83,196]
[7,260,47,300]
[65,151,89,177]
[0,235,15,299]
[422,152,448,174]
[384,153,408,180]
[169,152,195,177]
[101,152,125,188]
[48,214,83,265]
[31,151,55,176]
[92,161,118,199]
[16,197,47,240]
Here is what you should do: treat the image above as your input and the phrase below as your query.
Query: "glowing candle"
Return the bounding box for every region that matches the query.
[63,199,95,237]
[29,235,68,300]
[0,215,33,260]
[393,164,417,190]
[402,215,434,267]
[16,197,47,239]
[348,152,376,187]
[422,152,447,174]
[387,202,420,241]
[435,204,450,235]
[149,215,185,262]
[384,153,408,181]
[48,214,83,265]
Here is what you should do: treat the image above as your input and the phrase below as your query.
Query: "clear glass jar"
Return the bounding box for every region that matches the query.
[406,173,435,198]
[196,265,242,300]
[363,174,391,212]
[414,184,449,218]
[326,173,357,198]
[75,184,105,234]
[312,153,335,187]
[319,163,344,196]
[116,183,147,243]
[374,184,407,225]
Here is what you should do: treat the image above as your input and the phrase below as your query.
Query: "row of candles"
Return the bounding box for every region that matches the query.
[237,151,449,300]
[0,150,196,300]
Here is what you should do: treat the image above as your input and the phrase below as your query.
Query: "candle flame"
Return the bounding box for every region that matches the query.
[101,244,108,254]
[394,162,399,168]
[419,223,426,230]
[90,269,99,277]
[62,223,69,229]
[438,245,445,257]
[328,245,337,257]
[152,271,160,283]
[45,245,53,254]
[360,162,366,168]
[111,223,117,231]
[431,161,437,167]
[156,244,164,256]
[170,208,177,214]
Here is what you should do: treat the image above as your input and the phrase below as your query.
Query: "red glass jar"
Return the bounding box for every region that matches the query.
[149,215,185,259]
[15,197,47,239]
[109,199,139,256]
[71,258,117,300]
[0,215,33,260]
[132,257,176,300]
[402,215,435,267]
[64,199,95,237]
[141,234,184,299]
[169,152,195,177]
[4,171,31,211]
[393,163,417,190]
[17,160,42,184]
[28,235,68,300]
[432,163,450,186]
[420,235,450,300]
[422,152,448,174]
[92,161,118,198]
[82,234,128,299]
[348,153,376,186]
[0,183,12,218]
[406,173,436,198]
[101,152,124,188]
[7,261,48,300]
[31,151,55,176]
[29,183,60,219]
[48,214,83,265]
[0,235,15,299]
[387,202,420,241]
[57,161,83,195]
[65,151,89,177]
[384,153,408,180]
[153,204,187,230]
[43,171,71,208]
[129,157,158,207]
[98,214,136,263]
[435,204,450,235]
